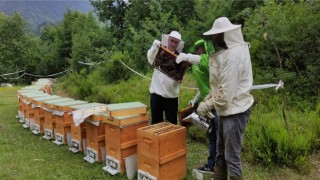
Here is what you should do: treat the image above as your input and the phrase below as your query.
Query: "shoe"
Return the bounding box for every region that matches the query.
[192,169,203,180]
[197,164,214,174]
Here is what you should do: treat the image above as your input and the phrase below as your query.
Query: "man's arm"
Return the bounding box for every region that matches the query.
[147,40,161,65]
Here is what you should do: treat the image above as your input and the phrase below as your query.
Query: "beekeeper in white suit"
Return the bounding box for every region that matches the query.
[197,17,254,180]
[147,30,200,125]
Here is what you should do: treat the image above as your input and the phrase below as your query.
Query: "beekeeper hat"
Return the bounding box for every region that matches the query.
[169,31,181,40]
[203,17,241,35]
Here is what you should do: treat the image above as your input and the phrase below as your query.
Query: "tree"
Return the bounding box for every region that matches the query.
[243,1,320,102]
[90,0,129,48]
[0,12,39,83]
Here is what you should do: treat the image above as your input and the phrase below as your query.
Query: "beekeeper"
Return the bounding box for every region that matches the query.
[188,39,219,176]
[197,17,254,180]
[147,30,200,125]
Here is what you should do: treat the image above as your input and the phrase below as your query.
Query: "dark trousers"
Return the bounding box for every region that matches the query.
[207,110,219,169]
[150,93,178,124]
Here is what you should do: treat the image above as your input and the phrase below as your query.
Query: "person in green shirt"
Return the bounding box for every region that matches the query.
[188,39,219,176]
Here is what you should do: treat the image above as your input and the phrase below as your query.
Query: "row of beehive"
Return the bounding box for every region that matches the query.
[17,78,186,180]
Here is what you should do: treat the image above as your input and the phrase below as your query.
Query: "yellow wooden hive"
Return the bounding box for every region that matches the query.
[137,122,186,180]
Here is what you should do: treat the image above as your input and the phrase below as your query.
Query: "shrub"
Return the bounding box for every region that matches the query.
[98,51,132,84]
[243,1,320,104]
[245,104,317,174]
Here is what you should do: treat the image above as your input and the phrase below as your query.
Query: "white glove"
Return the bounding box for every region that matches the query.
[152,40,161,49]
[188,99,196,107]
[188,92,201,107]
[176,53,188,64]
[197,101,210,118]
[187,53,200,64]
[176,53,200,64]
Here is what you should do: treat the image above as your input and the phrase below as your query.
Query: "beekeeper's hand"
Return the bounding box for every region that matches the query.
[188,99,196,107]
[176,53,200,64]
[152,40,161,49]
[188,92,201,107]
[176,53,188,64]
[197,101,210,118]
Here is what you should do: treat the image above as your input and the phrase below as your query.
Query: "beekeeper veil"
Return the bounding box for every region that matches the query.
[161,31,185,53]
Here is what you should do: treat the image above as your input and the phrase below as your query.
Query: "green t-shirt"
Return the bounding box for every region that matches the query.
[189,40,215,100]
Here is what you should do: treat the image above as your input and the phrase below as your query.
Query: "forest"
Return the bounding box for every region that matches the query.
[0,0,320,176]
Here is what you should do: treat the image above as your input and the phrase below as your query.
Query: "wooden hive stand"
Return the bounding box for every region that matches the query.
[69,103,106,154]
[101,102,149,175]
[40,98,74,140]
[137,122,187,180]
[30,95,61,135]
[51,100,88,145]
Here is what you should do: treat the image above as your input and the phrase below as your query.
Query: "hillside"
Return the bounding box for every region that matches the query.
[0,0,94,33]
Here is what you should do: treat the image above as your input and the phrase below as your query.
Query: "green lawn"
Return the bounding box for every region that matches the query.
[0,86,319,180]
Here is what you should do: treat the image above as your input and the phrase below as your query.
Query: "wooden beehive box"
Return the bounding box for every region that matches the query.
[41,98,74,140]
[20,92,49,129]
[52,100,88,145]
[17,91,36,122]
[69,103,106,153]
[137,122,186,180]
[83,118,105,163]
[101,110,149,174]
[31,95,61,135]
[16,82,49,121]
[153,45,189,81]
[17,90,41,112]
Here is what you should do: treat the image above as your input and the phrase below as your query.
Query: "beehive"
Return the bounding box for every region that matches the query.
[17,84,48,122]
[41,98,75,140]
[101,111,148,174]
[19,92,49,129]
[83,118,105,163]
[69,103,106,154]
[30,95,61,135]
[137,122,186,180]
[52,100,87,145]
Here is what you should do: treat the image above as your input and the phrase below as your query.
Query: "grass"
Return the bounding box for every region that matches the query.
[1,86,320,180]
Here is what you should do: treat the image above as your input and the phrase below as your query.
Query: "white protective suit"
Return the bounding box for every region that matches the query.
[202,27,254,116]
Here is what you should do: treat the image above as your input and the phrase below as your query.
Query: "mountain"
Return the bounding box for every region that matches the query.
[0,0,94,34]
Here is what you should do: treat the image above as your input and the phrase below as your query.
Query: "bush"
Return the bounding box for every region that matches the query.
[244,98,320,174]
[243,1,320,104]
[98,51,132,84]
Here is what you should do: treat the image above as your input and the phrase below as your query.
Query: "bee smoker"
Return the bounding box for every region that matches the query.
[182,111,213,133]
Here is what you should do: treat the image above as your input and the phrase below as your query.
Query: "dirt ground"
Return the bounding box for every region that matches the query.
[309,153,320,179]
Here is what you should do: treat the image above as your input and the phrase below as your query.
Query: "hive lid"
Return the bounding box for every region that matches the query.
[70,102,106,110]
[32,95,61,102]
[106,102,147,117]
